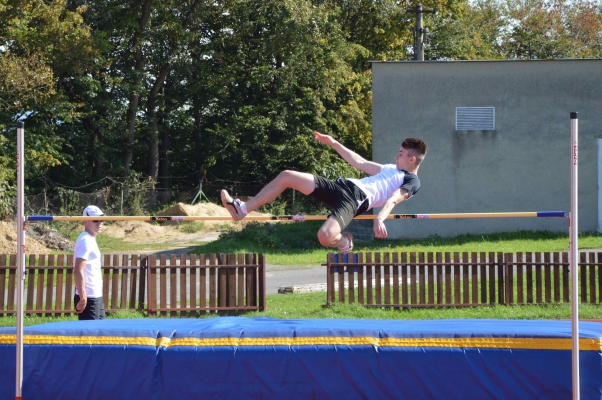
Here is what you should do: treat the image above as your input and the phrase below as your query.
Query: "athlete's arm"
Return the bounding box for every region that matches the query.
[313,131,381,175]
[373,189,409,238]
[74,257,87,313]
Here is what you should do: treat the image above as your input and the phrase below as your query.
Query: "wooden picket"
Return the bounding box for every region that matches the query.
[0,252,265,316]
[326,251,602,308]
[145,252,265,316]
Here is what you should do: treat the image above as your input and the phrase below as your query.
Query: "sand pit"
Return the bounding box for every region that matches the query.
[157,202,232,218]
[0,221,52,254]
[100,202,267,243]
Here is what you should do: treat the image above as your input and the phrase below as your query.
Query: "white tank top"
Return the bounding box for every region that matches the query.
[348,164,418,209]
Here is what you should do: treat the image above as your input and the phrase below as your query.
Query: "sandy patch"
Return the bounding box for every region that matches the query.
[0,221,52,254]
[157,202,232,218]
[100,202,268,243]
[100,220,169,241]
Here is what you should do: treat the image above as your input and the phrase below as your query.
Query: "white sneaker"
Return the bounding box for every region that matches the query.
[220,190,246,221]
[338,232,354,253]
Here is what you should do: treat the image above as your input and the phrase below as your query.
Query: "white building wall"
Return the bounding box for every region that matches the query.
[371,59,602,238]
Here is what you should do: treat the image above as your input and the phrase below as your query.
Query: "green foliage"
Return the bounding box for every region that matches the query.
[52,221,81,239]
[189,0,375,185]
[0,51,55,114]
[260,199,288,216]
[57,187,80,216]
[217,221,323,251]
[179,221,206,234]
[0,0,96,215]
[0,155,14,218]
[0,0,599,212]
[426,0,602,60]
[120,171,157,216]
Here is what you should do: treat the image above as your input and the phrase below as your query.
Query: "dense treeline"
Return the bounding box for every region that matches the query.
[0,0,600,214]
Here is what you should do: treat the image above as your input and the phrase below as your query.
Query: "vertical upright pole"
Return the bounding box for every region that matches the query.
[415,4,424,61]
[569,111,579,400]
[16,121,25,400]
[407,4,435,61]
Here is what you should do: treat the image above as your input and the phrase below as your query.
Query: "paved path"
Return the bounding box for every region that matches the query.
[118,247,328,295]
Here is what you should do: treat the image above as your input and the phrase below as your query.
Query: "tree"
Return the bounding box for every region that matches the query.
[426,0,506,60]
[179,0,375,189]
[426,0,602,60]
[0,0,96,209]
[502,0,602,59]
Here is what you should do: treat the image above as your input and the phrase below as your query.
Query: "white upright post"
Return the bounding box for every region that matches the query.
[569,112,579,400]
[16,121,25,400]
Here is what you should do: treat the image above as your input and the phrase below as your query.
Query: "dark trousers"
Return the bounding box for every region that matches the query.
[74,294,106,320]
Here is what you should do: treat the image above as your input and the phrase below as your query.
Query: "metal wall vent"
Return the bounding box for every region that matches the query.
[456,107,495,130]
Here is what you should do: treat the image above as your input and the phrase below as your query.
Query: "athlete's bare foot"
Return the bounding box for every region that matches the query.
[221,190,246,221]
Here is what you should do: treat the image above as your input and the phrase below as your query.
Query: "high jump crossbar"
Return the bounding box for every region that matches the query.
[26,211,566,222]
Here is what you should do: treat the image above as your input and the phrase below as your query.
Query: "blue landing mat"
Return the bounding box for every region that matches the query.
[1,318,601,399]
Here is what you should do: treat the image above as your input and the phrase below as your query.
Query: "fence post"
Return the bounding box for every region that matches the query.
[348,253,357,305]
[580,252,587,304]
[169,254,178,317]
[102,255,110,311]
[338,253,346,303]
[146,255,156,315]
[259,253,266,311]
[505,253,514,305]
[375,252,382,305]
[358,252,365,305]
[0,255,6,316]
[26,255,37,313]
[244,254,253,309]
[516,252,524,304]
[139,255,147,311]
[545,252,552,303]
[326,253,334,305]
[497,252,505,305]
[218,253,227,315]
[7,254,15,311]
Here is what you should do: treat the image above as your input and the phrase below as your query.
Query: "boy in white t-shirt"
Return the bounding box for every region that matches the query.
[221,132,427,253]
[74,205,105,320]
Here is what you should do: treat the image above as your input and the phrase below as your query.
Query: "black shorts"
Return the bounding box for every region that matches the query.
[74,294,106,320]
[308,175,369,230]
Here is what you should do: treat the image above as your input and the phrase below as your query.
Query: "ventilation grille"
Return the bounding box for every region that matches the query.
[456,107,495,130]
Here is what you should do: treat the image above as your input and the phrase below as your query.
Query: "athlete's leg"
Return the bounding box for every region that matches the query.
[317,217,353,252]
[221,170,315,220]
[246,170,315,211]
[317,217,343,247]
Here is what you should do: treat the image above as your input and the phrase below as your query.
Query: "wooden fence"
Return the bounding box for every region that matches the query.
[0,253,265,316]
[326,251,602,308]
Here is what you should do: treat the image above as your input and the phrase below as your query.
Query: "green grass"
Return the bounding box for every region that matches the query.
[93,235,188,252]
[179,221,206,234]
[1,294,600,328]
[248,293,602,321]
[0,310,147,327]
[189,222,602,265]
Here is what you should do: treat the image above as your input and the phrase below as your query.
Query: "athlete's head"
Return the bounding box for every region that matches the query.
[401,138,428,166]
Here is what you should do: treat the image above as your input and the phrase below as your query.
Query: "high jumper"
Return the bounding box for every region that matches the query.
[222,131,428,253]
